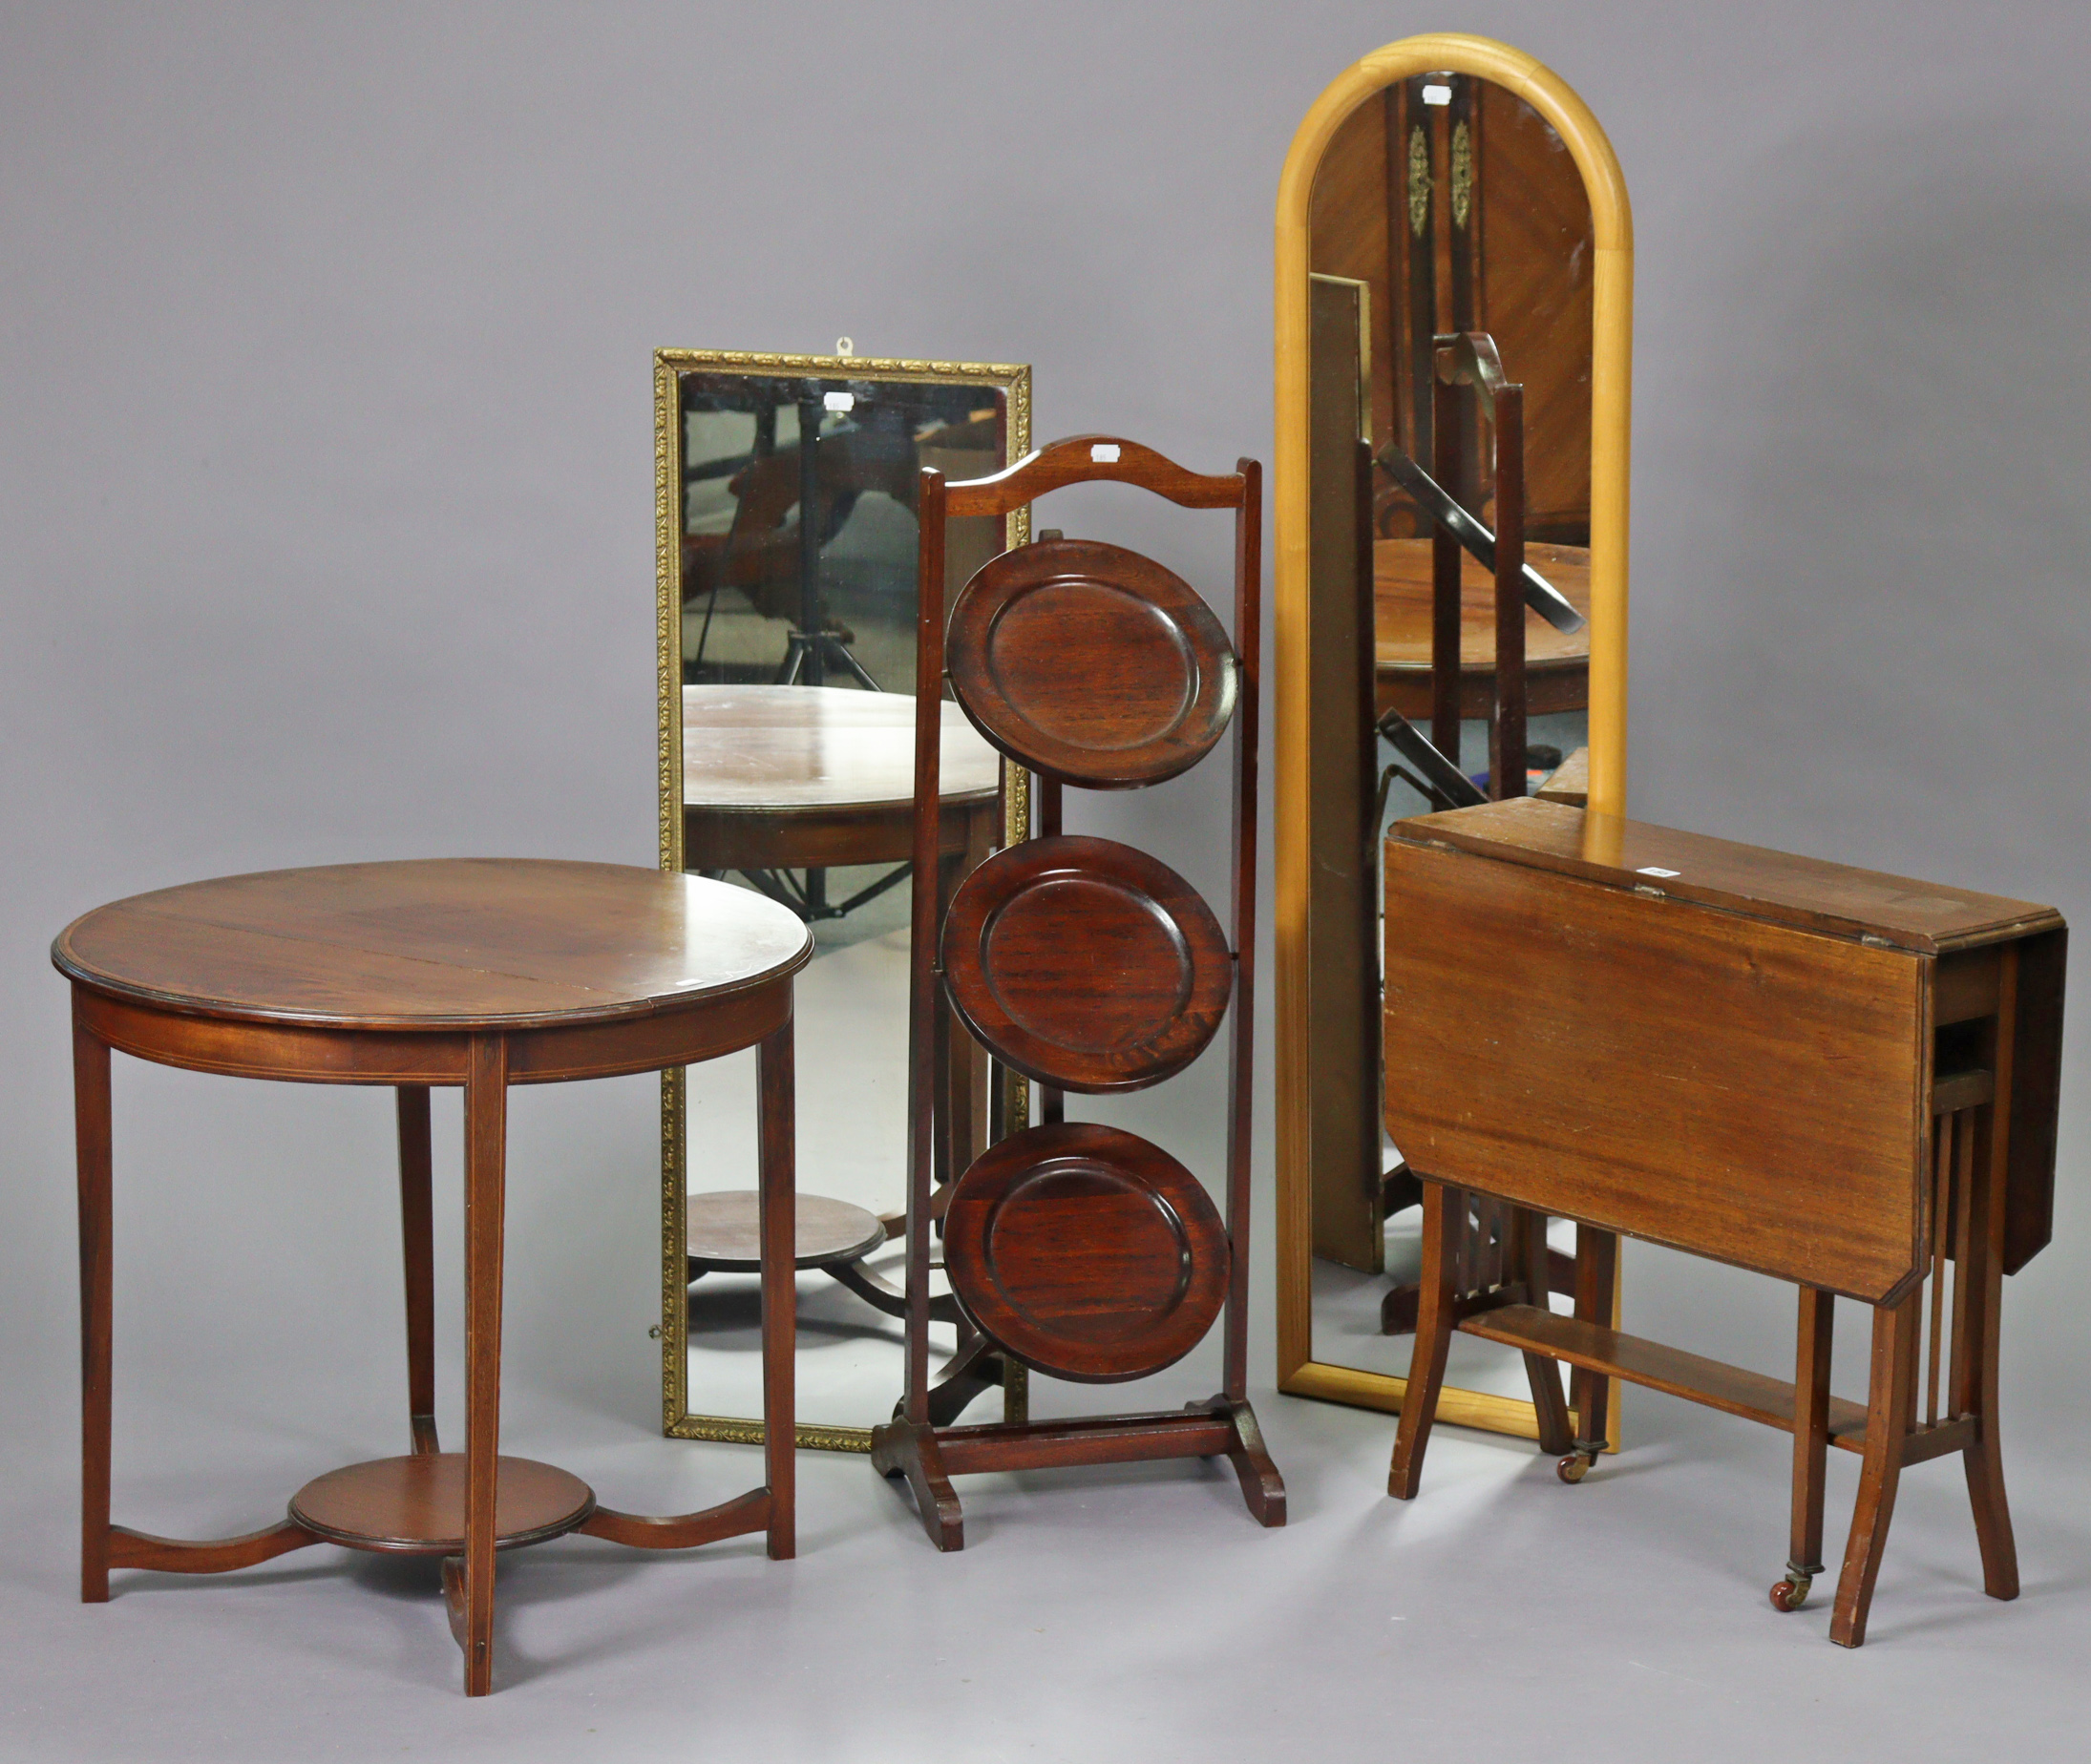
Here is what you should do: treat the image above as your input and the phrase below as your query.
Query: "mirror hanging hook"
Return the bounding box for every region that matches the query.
[834,336,855,358]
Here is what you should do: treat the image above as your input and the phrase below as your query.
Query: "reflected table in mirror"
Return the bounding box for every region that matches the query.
[53,859,809,1695]
[679,684,1003,1444]
[1373,537,1592,722]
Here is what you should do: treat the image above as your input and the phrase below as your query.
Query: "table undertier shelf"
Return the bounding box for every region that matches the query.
[1459,1305,1980,1461]
[289,1455,596,1554]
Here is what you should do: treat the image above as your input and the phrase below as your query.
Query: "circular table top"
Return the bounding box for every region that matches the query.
[683,684,1001,812]
[53,858,812,1031]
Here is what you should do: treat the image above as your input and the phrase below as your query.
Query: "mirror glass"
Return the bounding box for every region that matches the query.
[656,352,1031,1449]
[1303,75,1599,1414]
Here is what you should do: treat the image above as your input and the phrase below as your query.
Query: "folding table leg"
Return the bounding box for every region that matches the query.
[1958,1092,2019,1600]
[1389,1182,1459,1499]
[1774,1285,1833,1610]
[1830,1292,1917,1647]
[1560,1224,1618,1483]
[1510,1208,1573,1457]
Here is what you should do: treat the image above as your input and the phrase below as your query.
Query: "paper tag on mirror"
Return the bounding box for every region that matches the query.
[1422,82,1452,106]
[823,390,855,413]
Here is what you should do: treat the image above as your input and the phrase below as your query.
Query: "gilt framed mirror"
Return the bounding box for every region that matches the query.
[655,348,1031,1450]
[1273,37,1632,1438]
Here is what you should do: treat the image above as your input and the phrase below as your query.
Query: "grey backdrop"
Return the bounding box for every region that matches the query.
[4,2,2090,1756]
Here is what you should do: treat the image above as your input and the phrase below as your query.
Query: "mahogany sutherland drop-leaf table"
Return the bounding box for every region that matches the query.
[53,857,811,1695]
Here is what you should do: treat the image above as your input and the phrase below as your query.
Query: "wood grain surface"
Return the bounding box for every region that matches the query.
[946,537,1237,787]
[53,859,811,1030]
[1383,832,1929,1301]
[940,1123,1230,1384]
[1397,798,2061,955]
[940,835,1233,1093]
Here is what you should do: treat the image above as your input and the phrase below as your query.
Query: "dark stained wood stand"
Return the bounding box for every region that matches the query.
[54,859,810,1694]
[1381,799,2065,1646]
[870,435,1284,1547]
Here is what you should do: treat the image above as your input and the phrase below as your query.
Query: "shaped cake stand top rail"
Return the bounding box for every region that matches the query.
[942,434,1248,517]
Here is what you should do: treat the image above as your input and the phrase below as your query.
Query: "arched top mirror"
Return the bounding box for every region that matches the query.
[1271,35,1633,1440]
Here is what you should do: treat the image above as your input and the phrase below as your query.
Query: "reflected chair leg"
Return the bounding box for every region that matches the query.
[396,1085,438,1455]
[1561,1224,1618,1484]
[1389,1181,1459,1499]
[1830,1293,1917,1648]
[74,1009,113,1605]
[460,1035,508,1696]
[1511,1208,1573,1456]
[1775,1286,1833,1610]
[757,1018,795,1562]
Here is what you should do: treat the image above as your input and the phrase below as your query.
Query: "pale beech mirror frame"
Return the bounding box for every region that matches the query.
[655,349,1032,1452]
[1273,35,1634,1438]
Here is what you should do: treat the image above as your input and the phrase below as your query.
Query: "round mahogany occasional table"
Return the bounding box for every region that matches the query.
[53,858,812,1696]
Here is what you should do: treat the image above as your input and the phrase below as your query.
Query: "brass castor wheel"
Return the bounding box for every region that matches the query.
[1770,1572,1813,1612]
[1555,1453,1591,1484]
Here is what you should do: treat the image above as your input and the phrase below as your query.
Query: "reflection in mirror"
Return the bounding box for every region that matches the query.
[1276,40,1632,1444]
[655,352,1031,1450]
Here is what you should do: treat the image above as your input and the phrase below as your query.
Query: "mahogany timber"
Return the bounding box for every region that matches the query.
[1398,797,2065,1273]
[940,834,1234,1094]
[940,1123,1231,1382]
[1383,830,1929,1303]
[946,538,1238,788]
[56,858,809,1695]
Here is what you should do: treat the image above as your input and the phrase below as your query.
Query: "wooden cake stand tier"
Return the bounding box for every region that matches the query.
[54,858,810,1696]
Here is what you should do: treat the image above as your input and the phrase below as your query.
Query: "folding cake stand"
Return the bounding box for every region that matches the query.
[871,435,1284,1547]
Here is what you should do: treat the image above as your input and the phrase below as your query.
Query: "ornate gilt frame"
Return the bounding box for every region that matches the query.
[1273,37,1634,1437]
[654,348,1032,1452]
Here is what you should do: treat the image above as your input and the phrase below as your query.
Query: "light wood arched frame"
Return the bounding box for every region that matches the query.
[1273,35,1634,1432]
